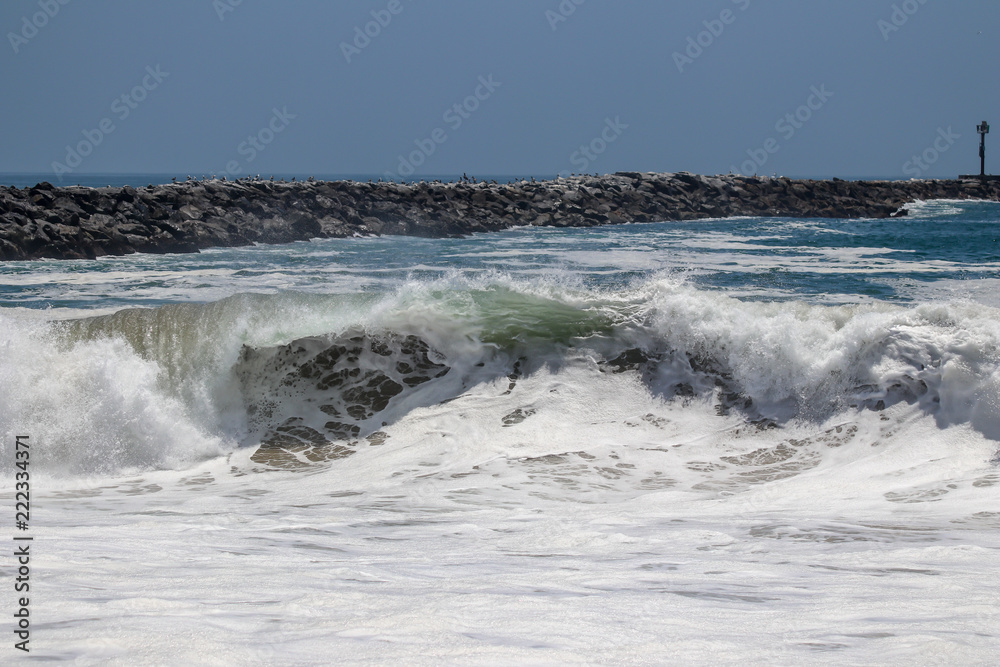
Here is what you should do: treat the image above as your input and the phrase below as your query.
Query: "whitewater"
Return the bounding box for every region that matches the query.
[2,200,999,665]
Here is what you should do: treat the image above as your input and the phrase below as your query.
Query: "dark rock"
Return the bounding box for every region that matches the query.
[2,174,999,261]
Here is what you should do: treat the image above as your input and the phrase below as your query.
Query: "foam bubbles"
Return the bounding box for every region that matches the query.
[6,273,1000,478]
[0,312,228,475]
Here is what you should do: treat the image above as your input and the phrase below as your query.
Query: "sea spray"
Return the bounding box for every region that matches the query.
[4,275,1000,476]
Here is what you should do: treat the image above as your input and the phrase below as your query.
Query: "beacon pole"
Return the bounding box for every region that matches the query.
[978,121,990,178]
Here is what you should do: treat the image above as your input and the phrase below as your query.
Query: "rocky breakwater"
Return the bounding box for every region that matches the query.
[2,173,999,261]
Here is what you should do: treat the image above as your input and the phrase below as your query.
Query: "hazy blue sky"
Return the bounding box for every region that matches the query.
[2,0,997,180]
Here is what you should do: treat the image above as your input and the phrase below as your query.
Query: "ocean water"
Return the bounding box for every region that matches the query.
[0,172,556,189]
[2,199,999,664]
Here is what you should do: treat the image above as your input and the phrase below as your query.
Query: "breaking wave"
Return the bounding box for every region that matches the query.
[2,274,1000,476]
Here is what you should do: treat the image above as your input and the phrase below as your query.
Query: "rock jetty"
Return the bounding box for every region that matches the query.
[1,173,998,261]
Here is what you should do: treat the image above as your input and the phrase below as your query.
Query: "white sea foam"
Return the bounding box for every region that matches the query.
[2,206,1000,664]
[15,347,1000,664]
[4,276,999,475]
[902,198,970,217]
